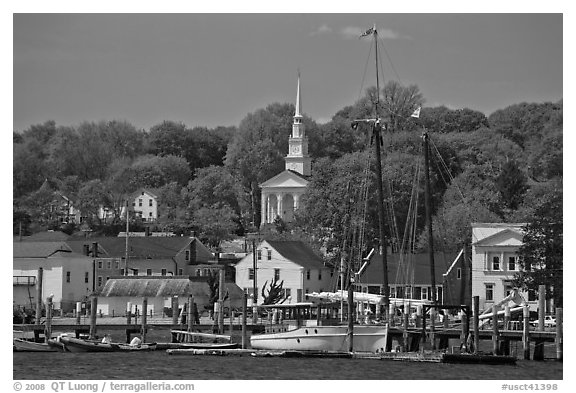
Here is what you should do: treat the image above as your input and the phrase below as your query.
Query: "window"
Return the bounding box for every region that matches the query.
[178,269,183,275]
[66,271,71,283]
[457,268,462,280]
[149,212,152,217]
[267,250,272,260]
[139,199,143,207]
[528,289,537,302]
[146,269,152,276]
[405,286,412,299]
[492,256,500,271]
[161,269,167,276]
[421,287,427,300]
[508,256,517,271]
[504,283,513,297]
[133,269,138,276]
[120,269,125,276]
[98,276,103,287]
[185,250,190,261]
[274,269,280,281]
[149,199,153,207]
[318,271,322,280]
[283,288,292,298]
[85,272,89,284]
[257,250,262,260]
[115,261,119,269]
[195,268,202,276]
[107,261,111,269]
[390,287,396,298]
[249,268,255,280]
[485,284,494,301]
[413,287,422,300]
[306,270,310,280]
[98,261,103,269]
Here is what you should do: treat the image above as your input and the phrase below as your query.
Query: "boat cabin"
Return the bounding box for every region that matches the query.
[259,301,344,333]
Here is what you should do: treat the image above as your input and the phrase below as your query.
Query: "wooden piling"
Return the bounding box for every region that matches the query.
[504,305,510,330]
[415,304,422,328]
[347,284,354,352]
[522,304,530,360]
[35,267,43,325]
[241,291,247,349]
[473,296,479,354]
[45,296,53,343]
[218,268,225,334]
[171,296,179,325]
[187,295,194,333]
[492,304,499,355]
[555,307,562,361]
[403,303,409,352]
[126,302,132,325]
[76,301,82,325]
[141,297,148,342]
[538,284,546,331]
[89,295,98,339]
[430,307,436,350]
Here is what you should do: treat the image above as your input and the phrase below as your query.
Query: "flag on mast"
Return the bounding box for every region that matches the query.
[359,26,375,38]
[411,106,421,118]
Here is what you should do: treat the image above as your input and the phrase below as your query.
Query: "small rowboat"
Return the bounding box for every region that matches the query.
[13,338,58,352]
[59,336,157,353]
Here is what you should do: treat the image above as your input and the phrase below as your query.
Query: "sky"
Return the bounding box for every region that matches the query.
[12,10,564,133]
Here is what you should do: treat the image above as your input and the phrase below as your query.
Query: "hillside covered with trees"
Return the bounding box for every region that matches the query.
[13,83,562,264]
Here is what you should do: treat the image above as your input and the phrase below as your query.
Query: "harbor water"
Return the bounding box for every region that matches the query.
[14,351,562,380]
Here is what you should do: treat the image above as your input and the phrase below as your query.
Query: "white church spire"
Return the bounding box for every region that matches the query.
[295,69,302,118]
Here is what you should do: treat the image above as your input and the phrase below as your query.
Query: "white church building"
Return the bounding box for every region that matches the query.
[260,74,311,225]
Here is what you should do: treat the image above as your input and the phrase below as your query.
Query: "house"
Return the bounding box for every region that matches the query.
[357,251,460,306]
[66,236,216,291]
[96,275,244,317]
[235,240,332,305]
[471,223,538,313]
[131,189,159,222]
[13,241,94,313]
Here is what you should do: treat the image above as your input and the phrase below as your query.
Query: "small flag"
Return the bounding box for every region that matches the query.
[410,106,421,118]
[359,27,375,38]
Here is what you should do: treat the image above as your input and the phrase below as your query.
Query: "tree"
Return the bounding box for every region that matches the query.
[261,278,286,305]
[495,160,529,212]
[514,188,562,307]
[127,154,191,189]
[192,204,239,249]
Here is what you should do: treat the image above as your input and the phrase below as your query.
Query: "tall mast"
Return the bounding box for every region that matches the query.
[423,131,437,303]
[125,199,129,276]
[372,27,390,322]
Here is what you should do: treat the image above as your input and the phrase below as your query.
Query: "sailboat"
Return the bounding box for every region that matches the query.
[250,25,392,354]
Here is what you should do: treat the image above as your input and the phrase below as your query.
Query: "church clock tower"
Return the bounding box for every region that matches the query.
[285,72,312,176]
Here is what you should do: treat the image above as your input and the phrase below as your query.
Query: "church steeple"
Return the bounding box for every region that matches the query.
[285,71,311,176]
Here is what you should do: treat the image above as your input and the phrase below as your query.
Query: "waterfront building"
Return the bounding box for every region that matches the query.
[235,240,331,305]
[471,223,540,313]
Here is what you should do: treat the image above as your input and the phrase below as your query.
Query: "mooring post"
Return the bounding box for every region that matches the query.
[45,296,53,343]
[421,305,427,349]
[460,309,468,352]
[171,296,179,326]
[126,302,132,325]
[35,267,43,326]
[402,302,409,352]
[473,296,479,354]
[89,295,98,340]
[430,307,436,350]
[522,304,530,360]
[241,291,247,349]
[538,284,546,331]
[415,304,422,328]
[141,297,148,342]
[555,307,563,361]
[347,284,354,352]
[492,304,499,355]
[187,295,194,333]
[504,305,510,330]
[389,303,395,327]
[76,301,82,325]
[218,268,225,334]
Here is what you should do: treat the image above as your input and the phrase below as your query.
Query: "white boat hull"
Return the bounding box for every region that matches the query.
[250,325,388,353]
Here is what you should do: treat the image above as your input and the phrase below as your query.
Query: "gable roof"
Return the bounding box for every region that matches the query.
[131,188,159,200]
[472,223,525,246]
[265,240,326,270]
[66,237,214,262]
[358,252,459,285]
[260,170,309,188]
[98,276,244,299]
[13,242,72,258]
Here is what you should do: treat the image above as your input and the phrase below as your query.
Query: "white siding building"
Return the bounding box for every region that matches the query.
[471,223,537,313]
[235,240,332,305]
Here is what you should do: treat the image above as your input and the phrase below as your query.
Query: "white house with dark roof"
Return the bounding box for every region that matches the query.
[13,241,94,313]
[471,223,538,313]
[234,240,332,305]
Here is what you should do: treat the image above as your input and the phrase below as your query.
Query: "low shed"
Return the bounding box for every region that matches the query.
[96,275,244,317]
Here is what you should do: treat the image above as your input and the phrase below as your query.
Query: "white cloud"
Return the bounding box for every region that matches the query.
[310,24,332,36]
